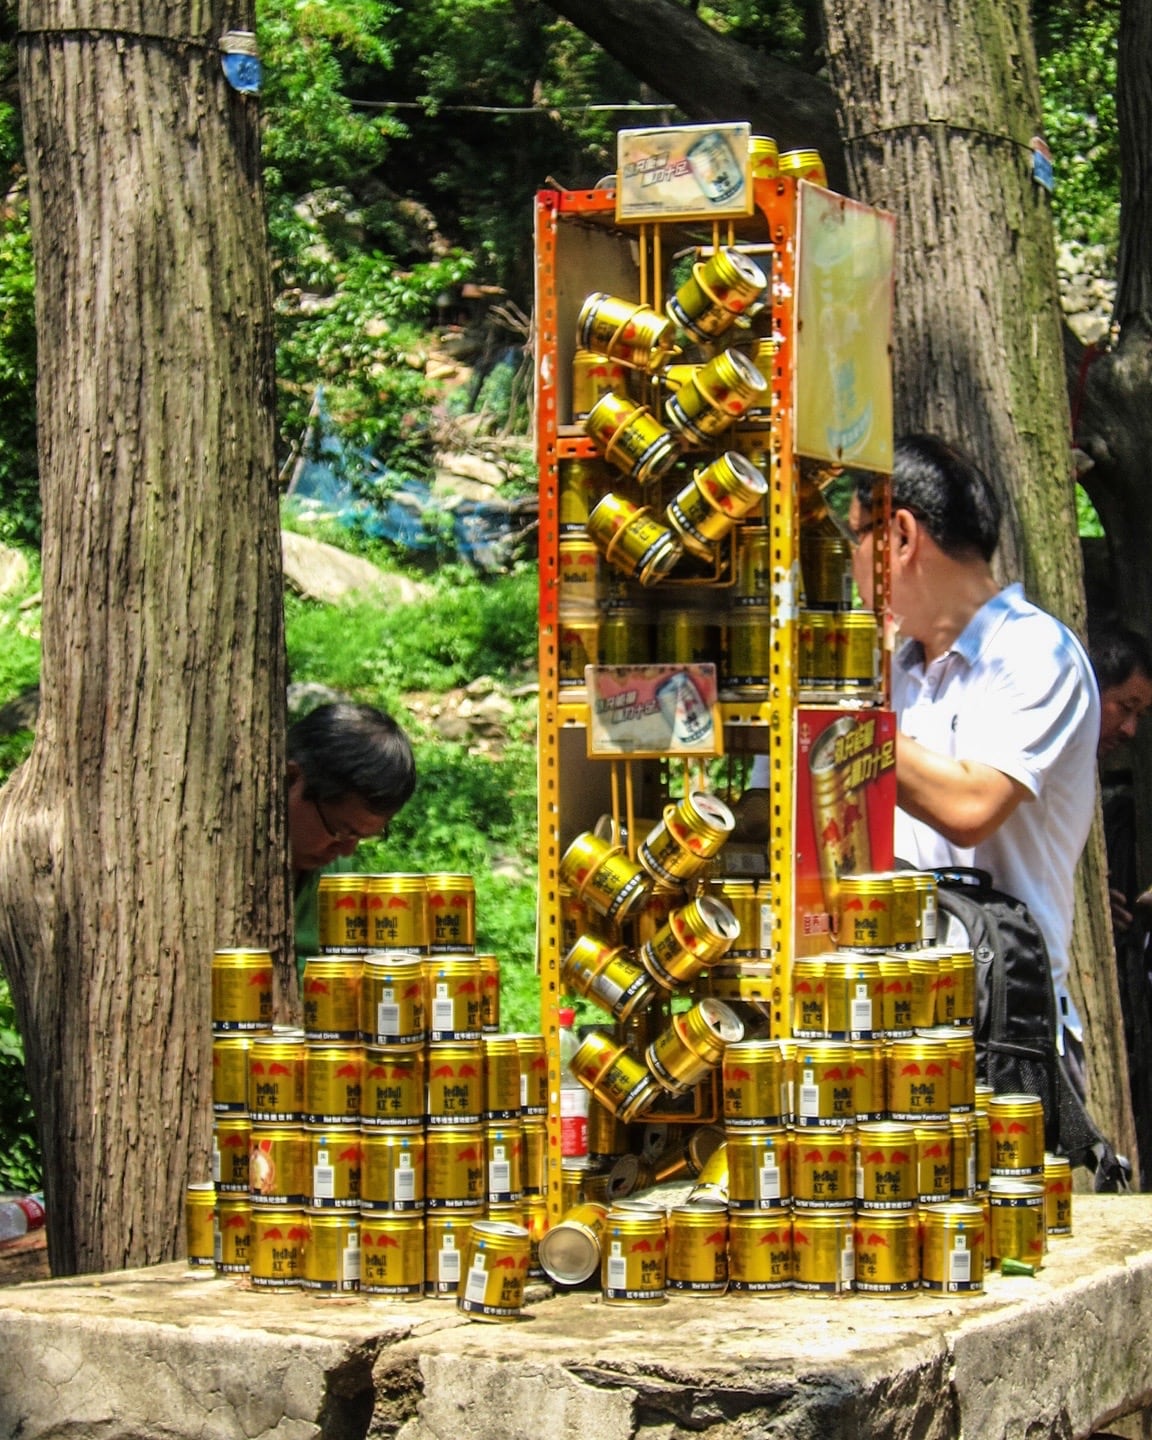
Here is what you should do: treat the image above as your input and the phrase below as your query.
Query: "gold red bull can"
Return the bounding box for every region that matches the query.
[851,1040,887,1121]
[538,1201,608,1285]
[425,1124,487,1209]
[749,135,780,180]
[667,248,767,343]
[212,1035,251,1113]
[728,1211,792,1291]
[726,1127,790,1210]
[950,1112,977,1197]
[585,394,680,486]
[522,1116,547,1194]
[185,1182,216,1269]
[665,452,768,559]
[558,457,606,534]
[571,349,629,421]
[855,1121,918,1210]
[837,611,878,692]
[988,1094,1045,1176]
[361,953,426,1047]
[646,998,744,1093]
[791,1208,855,1293]
[514,1033,549,1115]
[602,1207,667,1305]
[303,1208,360,1293]
[305,1042,363,1125]
[426,873,476,954]
[925,1025,976,1112]
[946,948,976,1026]
[307,1124,362,1209]
[599,603,651,665]
[426,955,484,1041]
[213,1113,251,1193]
[476,953,500,1033]
[361,1213,425,1297]
[886,1036,952,1122]
[426,1040,485,1124]
[778,148,828,186]
[665,348,768,443]
[360,1127,424,1212]
[907,949,946,1029]
[561,934,658,1024]
[723,607,772,694]
[424,1213,474,1296]
[915,1122,954,1204]
[638,791,736,887]
[1044,1153,1073,1235]
[361,1044,423,1128]
[317,876,368,952]
[559,830,650,923]
[877,953,914,1037]
[640,894,740,990]
[800,532,851,608]
[988,1178,1045,1269]
[586,492,683,585]
[577,292,677,372]
[853,1210,920,1294]
[921,1201,985,1292]
[792,1125,855,1209]
[795,1042,856,1127]
[734,528,773,606]
[458,1220,532,1321]
[485,1120,524,1205]
[837,874,894,950]
[247,1032,306,1122]
[301,956,363,1041]
[482,1035,521,1120]
[249,1206,308,1289]
[249,1123,309,1205]
[211,948,274,1033]
[214,1193,251,1274]
[722,1039,789,1127]
[799,609,837,688]
[570,1032,661,1124]
[666,1201,729,1295]
[364,874,428,953]
[558,615,598,690]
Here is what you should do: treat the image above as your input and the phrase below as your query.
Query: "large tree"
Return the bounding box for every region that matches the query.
[548,0,1135,1165]
[1,0,289,1274]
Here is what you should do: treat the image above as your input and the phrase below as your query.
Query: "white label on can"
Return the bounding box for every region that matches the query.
[395,1162,416,1202]
[343,1236,361,1283]
[799,1069,820,1118]
[606,1241,627,1292]
[212,1145,221,1184]
[213,1222,223,1265]
[949,1237,971,1285]
[313,1155,335,1198]
[851,987,873,1031]
[759,1157,780,1201]
[490,1146,510,1195]
[923,894,938,943]
[967,1151,976,1192]
[432,997,455,1032]
[520,1074,528,1108]
[855,1162,865,1199]
[439,1236,461,1285]
[839,1233,855,1289]
[758,903,773,953]
[465,1255,489,1304]
[377,1001,400,1036]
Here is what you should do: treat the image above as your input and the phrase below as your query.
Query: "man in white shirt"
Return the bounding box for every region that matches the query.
[848,435,1100,1088]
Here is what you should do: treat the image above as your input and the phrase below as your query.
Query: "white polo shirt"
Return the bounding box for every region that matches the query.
[893,583,1100,1035]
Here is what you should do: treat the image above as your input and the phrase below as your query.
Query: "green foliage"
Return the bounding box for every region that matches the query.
[1037,0,1120,255]
[0,154,40,547]
[1076,482,1104,538]
[0,974,40,1193]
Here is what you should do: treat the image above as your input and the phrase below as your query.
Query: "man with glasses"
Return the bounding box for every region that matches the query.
[288,701,417,975]
[848,434,1099,1092]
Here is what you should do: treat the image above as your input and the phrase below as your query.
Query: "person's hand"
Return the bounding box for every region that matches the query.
[1110,887,1134,934]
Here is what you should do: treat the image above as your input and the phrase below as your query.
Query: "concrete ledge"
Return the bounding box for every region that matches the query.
[3,1196,1152,1440]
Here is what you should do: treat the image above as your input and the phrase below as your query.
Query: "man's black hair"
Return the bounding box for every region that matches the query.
[288,702,416,814]
[1088,622,1152,693]
[855,433,1002,562]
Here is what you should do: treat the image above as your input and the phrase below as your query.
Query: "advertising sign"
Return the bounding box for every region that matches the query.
[586,664,722,758]
[616,123,753,223]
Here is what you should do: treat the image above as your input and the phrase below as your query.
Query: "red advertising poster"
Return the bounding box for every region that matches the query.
[794,708,896,957]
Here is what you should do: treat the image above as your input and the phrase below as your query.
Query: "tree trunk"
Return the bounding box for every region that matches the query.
[4,1,289,1275]
[821,0,1134,1166]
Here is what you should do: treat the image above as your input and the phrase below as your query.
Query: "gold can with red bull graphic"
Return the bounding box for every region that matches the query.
[585,395,680,487]
[211,948,274,1033]
[458,1220,532,1321]
[932,949,956,1024]
[522,1116,547,1194]
[914,1122,953,1204]
[721,617,772,701]
[886,1036,952,1122]
[987,1093,1045,1176]
[837,611,878,692]
[921,1201,985,1292]
[822,953,885,1040]
[559,615,598,691]
[558,457,606,533]
[361,1044,424,1128]
[360,1126,424,1212]
[665,348,768,444]
[572,1033,662,1124]
[483,1035,522,1120]
[484,1120,524,1205]
[478,954,500,1032]
[667,247,767,342]
[212,1034,251,1113]
[425,1123,487,1209]
[665,452,769,559]
[988,1178,1046,1269]
[790,955,828,1037]
[950,1112,977,1197]
[726,1127,790,1210]
[852,1040,886,1120]
[360,1213,425,1297]
[538,1201,609,1285]
[924,1025,976,1112]
[213,1113,251,1193]
[184,1182,216,1269]
[571,349,630,421]
[853,1210,920,1294]
[599,603,651,665]
[586,492,683,584]
[602,1207,667,1306]
[305,1042,363,1125]
[424,1213,474,1296]
[640,895,740,990]
[791,1208,855,1293]
[577,293,677,373]
[795,1042,856,1127]
[877,953,914,1037]
[426,1040,485,1124]
[559,830,651,924]
[301,955,363,1040]
[364,873,429,953]
[798,609,837,689]
[247,1032,306,1122]
[214,1193,251,1274]
[946,948,976,1027]
[855,1121,917,1211]
[800,532,850,608]
[558,537,600,611]
[734,528,773,605]
[303,1208,360,1293]
[249,1123,309,1206]
[646,998,744,1094]
[791,1125,855,1210]
[361,953,426,1047]
[562,934,658,1024]
[778,148,828,185]
[1044,1153,1073,1235]
[837,874,894,950]
[709,876,771,959]
[317,876,368,953]
[887,873,920,948]
[666,1201,729,1295]
[307,1124,362,1209]
[728,1210,793,1292]
[639,791,736,888]
[425,873,476,954]
[514,1033,549,1115]
[249,1206,308,1289]
[723,1038,789,1127]
[974,1104,992,1189]
[906,949,945,1029]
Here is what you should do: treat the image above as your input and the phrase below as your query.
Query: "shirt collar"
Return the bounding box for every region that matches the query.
[896,583,1023,674]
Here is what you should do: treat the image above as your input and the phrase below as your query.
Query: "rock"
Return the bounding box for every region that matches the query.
[1068,312,1111,346]
[287,682,347,720]
[435,452,505,490]
[281,531,431,606]
[0,544,30,598]
[470,693,515,731]
[433,712,472,743]
[465,676,499,699]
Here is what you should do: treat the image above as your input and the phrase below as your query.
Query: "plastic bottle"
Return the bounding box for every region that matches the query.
[558,1007,590,1159]
[0,1192,45,1243]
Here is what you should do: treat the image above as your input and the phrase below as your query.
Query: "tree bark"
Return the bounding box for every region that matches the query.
[821,0,1133,1167]
[4,0,289,1275]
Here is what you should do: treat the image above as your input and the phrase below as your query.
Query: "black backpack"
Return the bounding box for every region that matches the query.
[930,866,1129,1189]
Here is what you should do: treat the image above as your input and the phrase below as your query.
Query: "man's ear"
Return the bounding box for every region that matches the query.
[287,760,303,789]
[892,506,918,554]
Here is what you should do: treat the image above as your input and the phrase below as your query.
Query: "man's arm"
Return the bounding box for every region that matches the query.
[896,734,1032,847]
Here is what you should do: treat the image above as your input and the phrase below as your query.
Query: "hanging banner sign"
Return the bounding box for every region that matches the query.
[616,123,753,223]
[586,664,722,758]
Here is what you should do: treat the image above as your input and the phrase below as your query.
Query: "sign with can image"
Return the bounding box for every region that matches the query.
[586,663,722,758]
[616,123,753,223]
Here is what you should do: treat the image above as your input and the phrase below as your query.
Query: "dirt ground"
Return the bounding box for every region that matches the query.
[0,1230,50,1284]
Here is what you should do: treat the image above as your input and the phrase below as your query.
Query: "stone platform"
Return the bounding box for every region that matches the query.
[3,1195,1152,1440]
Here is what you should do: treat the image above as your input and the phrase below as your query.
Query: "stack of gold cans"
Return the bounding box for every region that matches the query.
[189,871,546,1311]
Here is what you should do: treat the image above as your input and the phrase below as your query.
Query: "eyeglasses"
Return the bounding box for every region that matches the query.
[312,795,389,845]
[846,518,875,549]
